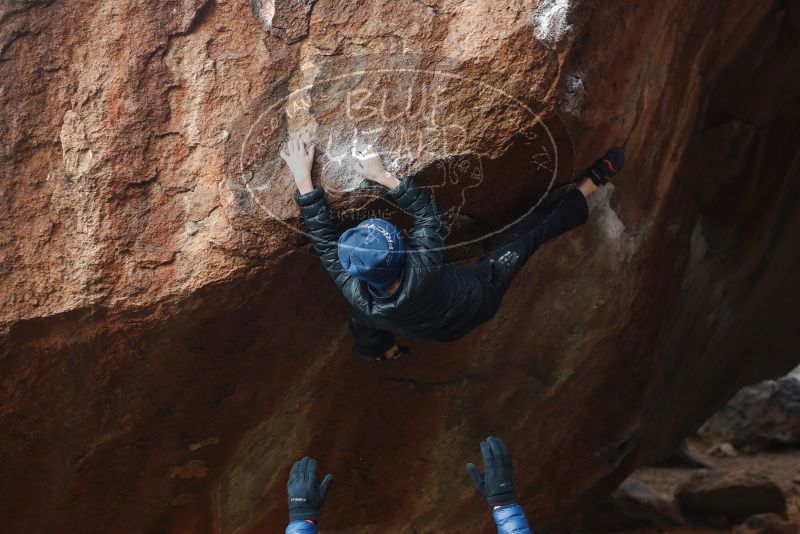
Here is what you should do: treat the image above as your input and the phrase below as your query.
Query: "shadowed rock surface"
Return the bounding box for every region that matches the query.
[650,440,713,469]
[735,513,800,534]
[676,470,788,526]
[1,0,800,532]
[700,372,800,453]
[555,475,684,532]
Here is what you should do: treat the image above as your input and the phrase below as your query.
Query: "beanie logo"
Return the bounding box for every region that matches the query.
[361,223,396,266]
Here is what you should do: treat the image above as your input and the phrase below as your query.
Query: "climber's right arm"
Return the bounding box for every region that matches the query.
[281,135,315,194]
[294,187,352,289]
[283,135,355,290]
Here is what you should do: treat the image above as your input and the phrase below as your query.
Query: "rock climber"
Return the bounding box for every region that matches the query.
[283,436,531,533]
[282,136,624,361]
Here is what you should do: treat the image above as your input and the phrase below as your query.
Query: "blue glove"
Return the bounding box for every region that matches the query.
[287,457,334,522]
[466,436,517,506]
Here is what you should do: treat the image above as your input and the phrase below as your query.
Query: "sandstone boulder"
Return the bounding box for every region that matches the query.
[557,475,683,532]
[676,470,788,526]
[651,440,713,469]
[734,514,800,534]
[1,0,800,532]
[700,375,800,453]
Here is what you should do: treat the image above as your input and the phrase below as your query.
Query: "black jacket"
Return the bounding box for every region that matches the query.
[295,177,500,355]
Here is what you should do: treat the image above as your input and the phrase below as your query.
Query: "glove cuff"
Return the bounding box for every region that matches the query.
[487,491,517,506]
[289,509,319,522]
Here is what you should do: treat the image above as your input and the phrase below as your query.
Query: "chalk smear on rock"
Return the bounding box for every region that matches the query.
[532,0,572,44]
[562,72,586,116]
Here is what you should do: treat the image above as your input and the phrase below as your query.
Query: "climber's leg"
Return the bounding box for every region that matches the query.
[483,147,625,295]
[584,147,625,188]
[348,314,406,362]
[484,188,589,295]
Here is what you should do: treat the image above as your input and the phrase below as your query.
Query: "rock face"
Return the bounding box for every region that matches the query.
[650,440,713,469]
[700,374,800,452]
[1,0,800,532]
[676,470,788,526]
[557,475,684,532]
[735,513,800,534]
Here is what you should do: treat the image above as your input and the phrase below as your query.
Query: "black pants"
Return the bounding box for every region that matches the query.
[350,189,589,358]
[481,188,588,296]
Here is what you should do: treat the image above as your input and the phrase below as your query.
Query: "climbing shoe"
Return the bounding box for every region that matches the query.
[586,147,625,186]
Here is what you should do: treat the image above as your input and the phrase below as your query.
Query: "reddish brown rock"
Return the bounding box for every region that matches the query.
[735,513,800,534]
[557,475,684,532]
[1,0,799,532]
[651,440,713,469]
[700,375,800,453]
[676,470,788,525]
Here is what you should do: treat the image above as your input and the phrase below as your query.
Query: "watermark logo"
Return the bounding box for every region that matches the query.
[227,53,574,260]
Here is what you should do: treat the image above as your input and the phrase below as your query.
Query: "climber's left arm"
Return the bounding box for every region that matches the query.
[353,145,445,266]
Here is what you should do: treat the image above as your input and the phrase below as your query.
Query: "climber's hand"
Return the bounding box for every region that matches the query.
[466,436,517,506]
[287,456,334,522]
[281,135,315,194]
[353,144,400,189]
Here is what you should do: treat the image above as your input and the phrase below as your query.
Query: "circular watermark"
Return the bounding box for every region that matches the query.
[226,52,575,260]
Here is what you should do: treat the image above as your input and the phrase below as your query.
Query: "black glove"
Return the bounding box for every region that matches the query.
[466,436,517,506]
[287,456,334,522]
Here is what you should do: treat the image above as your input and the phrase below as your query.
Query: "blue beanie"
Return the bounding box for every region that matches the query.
[338,218,405,290]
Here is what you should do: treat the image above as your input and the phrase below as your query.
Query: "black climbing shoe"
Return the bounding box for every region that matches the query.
[586,147,625,187]
[354,346,410,363]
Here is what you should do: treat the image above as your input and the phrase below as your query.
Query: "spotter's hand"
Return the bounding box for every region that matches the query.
[280,135,315,194]
[353,144,400,189]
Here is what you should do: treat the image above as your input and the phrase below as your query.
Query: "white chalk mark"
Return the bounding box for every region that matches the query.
[562,72,585,117]
[588,185,625,240]
[532,0,572,44]
[254,0,275,28]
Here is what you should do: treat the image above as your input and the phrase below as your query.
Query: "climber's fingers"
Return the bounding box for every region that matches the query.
[494,436,510,459]
[358,145,375,160]
[480,439,495,468]
[466,462,485,489]
[487,436,508,464]
[352,143,372,160]
[307,143,315,160]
